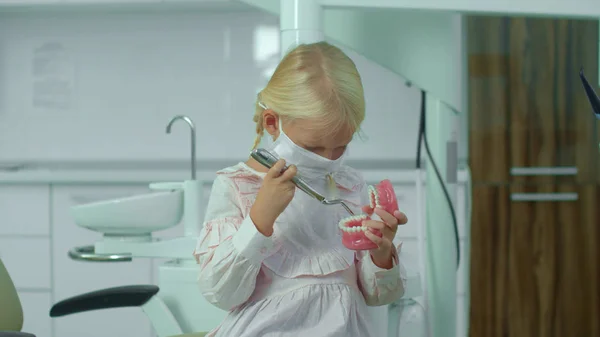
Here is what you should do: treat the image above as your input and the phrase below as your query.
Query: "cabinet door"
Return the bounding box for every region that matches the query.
[0,185,50,236]
[469,184,600,337]
[52,185,154,337]
[468,16,600,184]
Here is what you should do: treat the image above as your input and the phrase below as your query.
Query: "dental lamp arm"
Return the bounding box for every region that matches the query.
[195,175,278,311]
[579,68,600,118]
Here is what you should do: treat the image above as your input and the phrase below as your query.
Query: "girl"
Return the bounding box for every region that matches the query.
[194,41,408,336]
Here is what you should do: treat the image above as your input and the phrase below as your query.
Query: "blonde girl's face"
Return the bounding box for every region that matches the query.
[262,109,354,161]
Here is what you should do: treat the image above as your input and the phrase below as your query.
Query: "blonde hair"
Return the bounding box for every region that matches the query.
[252,41,366,149]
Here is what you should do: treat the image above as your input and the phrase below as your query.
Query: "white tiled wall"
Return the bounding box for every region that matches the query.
[0,8,465,163]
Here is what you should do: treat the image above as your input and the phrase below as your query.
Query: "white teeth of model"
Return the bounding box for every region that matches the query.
[368,185,379,208]
[339,214,369,232]
[338,226,369,233]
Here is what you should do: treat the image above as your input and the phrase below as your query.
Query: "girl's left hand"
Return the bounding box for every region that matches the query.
[361,205,408,268]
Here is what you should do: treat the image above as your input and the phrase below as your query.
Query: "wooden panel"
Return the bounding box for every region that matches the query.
[468,17,600,184]
[469,184,600,337]
[469,184,511,337]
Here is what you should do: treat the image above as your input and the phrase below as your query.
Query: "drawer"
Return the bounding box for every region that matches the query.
[0,237,51,289]
[18,291,52,337]
[394,238,420,270]
[394,238,468,295]
[393,184,422,239]
[0,185,50,236]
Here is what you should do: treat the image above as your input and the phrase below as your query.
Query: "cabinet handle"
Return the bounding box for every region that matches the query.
[510,167,577,176]
[510,193,578,202]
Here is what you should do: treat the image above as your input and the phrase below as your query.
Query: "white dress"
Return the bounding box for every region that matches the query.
[194,163,406,337]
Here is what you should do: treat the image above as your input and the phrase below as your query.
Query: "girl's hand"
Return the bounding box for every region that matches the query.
[361,206,408,269]
[250,159,297,237]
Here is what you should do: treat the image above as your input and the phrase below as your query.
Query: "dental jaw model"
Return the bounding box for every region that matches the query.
[339,179,399,251]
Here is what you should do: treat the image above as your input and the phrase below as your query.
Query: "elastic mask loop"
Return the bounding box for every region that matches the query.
[258,101,268,110]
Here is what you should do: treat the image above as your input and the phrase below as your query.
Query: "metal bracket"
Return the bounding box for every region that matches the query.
[69,245,132,262]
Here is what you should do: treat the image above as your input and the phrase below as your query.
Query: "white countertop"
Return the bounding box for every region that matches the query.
[0,166,469,184]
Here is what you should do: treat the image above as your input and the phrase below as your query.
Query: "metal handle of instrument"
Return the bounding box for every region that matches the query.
[251,148,326,202]
[510,166,578,176]
[0,164,26,172]
[68,245,132,262]
[510,192,579,202]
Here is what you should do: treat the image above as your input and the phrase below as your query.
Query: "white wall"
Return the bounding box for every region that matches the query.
[0,7,439,165]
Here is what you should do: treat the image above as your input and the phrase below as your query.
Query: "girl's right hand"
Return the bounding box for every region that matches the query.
[250,159,297,237]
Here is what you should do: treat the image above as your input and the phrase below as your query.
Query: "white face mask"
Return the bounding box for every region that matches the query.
[269,123,348,176]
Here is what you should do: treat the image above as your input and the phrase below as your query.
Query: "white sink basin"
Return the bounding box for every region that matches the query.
[72,190,184,235]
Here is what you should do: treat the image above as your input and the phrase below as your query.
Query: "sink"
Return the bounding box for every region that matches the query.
[72,190,184,235]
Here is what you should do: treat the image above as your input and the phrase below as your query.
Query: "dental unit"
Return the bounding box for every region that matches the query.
[51,115,225,337]
[26,0,596,337]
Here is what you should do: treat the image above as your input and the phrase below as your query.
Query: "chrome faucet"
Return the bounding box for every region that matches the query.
[166,115,197,180]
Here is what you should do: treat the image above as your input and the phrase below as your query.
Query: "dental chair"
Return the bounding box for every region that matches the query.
[0,258,207,337]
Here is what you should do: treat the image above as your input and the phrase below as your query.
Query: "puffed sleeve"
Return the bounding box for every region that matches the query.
[193,174,279,311]
[353,178,407,306]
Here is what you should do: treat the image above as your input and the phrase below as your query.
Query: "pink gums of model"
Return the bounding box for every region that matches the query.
[339,179,399,251]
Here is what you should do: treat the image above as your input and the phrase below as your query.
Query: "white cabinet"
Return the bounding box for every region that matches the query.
[62,0,159,3]
[0,0,58,4]
[380,180,470,337]
[0,185,50,236]
[0,0,158,4]
[51,185,155,337]
[0,238,51,289]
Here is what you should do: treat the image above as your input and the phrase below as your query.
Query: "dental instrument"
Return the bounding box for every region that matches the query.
[250,148,355,215]
[579,68,600,118]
